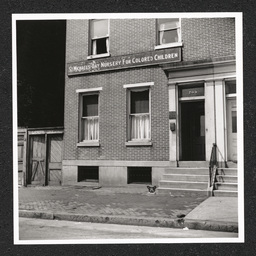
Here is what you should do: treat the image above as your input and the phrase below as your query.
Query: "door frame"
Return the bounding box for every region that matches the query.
[225,95,237,162]
[179,99,206,161]
[176,84,206,162]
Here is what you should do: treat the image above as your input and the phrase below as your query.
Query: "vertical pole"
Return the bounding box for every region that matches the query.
[44,133,48,186]
[22,129,28,187]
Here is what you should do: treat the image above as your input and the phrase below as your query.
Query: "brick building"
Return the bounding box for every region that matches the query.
[63,17,237,194]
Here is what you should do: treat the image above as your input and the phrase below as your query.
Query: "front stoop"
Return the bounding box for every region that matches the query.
[157,167,209,195]
[213,168,238,197]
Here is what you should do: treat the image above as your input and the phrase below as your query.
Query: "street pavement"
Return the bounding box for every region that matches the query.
[19,217,238,240]
[18,185,238,233]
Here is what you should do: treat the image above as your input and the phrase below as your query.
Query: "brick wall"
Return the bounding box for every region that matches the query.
[182,18,235,61]
[64,66,169,161]
[64,18,235,162]
[66,18,235,63]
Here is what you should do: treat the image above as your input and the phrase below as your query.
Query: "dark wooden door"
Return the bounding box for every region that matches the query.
[181,101,205,161]
[47,134,63,186]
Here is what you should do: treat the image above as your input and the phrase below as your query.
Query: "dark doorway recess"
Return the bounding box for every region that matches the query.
[180,101,205,161]
[128,167,152,184]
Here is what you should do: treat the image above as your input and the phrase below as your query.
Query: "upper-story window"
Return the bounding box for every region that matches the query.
[88,19,109,59]
[155,18,182,49]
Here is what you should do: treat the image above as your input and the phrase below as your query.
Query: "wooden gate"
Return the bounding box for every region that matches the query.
[26,128,64,186]
[18,129,27,186]
[47,134,63,185]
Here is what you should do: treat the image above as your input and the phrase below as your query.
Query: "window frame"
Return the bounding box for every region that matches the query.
[124,82,153,146]
[155,18,183,50]
[87,19,110,60]
[76,87,102,147]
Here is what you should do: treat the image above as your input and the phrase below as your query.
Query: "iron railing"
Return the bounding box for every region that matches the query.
[209,143,218,189]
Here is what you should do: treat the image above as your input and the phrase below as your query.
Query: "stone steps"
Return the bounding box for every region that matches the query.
[216,175,237,183]
[157,165,238,197]
[163,174,209,182]
[213,190,238,197]
[157,167,209,195]
[157,187,208,196]
[159,180,208,190]
[213,168,238,197]
[164,168,209,175]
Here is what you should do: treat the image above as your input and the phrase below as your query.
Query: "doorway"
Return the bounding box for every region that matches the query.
[226,98,237,162]
[27,130,63,186]
[180,101,205,161]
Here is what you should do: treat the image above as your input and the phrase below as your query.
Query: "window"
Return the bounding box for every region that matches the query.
[79,93,99,144]
[225,80,236,95]
[129,89,150,141]
[130,89,150,140]
[128,167,152,184]
[156,19,181,49]
[124,82,153,146]
[89,19,109,58]
[78,166,99,182]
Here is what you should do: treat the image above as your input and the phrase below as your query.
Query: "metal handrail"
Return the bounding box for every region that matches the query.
[209,143,218,189]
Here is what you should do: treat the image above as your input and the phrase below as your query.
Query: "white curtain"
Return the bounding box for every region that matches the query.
[131,114,150,140]
[83,117,99,141]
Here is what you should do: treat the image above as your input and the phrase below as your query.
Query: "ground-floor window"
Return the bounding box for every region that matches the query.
[127,167,152,184]
[78,166,99,182]
[129,88,151,141]
[80,93,99,142]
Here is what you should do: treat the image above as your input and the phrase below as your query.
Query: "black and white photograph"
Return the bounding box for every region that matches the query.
[13,13,244,244]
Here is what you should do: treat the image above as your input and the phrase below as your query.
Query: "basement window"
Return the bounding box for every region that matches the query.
[78,166,99,182]
[127,167,152,184]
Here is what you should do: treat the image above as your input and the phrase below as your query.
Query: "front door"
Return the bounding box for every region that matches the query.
[227,98,237,161]
[180,101,205,161]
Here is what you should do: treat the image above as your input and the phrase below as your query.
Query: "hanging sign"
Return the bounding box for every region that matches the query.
[67,48,181,76]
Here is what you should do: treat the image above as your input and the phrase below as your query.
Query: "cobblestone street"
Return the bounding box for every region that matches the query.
[19,186,207,219]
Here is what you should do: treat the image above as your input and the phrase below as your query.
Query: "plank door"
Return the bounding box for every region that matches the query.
[29,135,46,185]
[47,134,63,186]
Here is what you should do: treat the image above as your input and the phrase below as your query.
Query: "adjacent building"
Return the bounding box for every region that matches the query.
[63,17,237,189]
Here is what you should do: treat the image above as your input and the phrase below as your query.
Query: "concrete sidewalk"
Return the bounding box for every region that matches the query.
[18,185,238,233]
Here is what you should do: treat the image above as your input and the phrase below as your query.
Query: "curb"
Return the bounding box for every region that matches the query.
[19,210,238,233]
[19,210,183,229]
[184,219,238,233]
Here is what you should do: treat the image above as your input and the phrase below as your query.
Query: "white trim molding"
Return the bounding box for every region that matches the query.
[123,82,154,89]
[76,87,103,93]
[155,42,183,50]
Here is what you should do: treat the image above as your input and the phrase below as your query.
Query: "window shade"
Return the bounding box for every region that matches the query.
[131,90,149,114]
[83,95,98,116]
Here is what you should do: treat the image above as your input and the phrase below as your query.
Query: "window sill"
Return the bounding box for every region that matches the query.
[77,141,100,147]
[154,42,183,50]
[125,141,153,147]
[87,53,110,60]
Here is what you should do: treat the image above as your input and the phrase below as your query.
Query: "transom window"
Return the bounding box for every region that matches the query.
[80,94,99,142]
[157,18,181,46]
[225,80,236,95]
[129,89,150,140]
[89,19,109,56]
